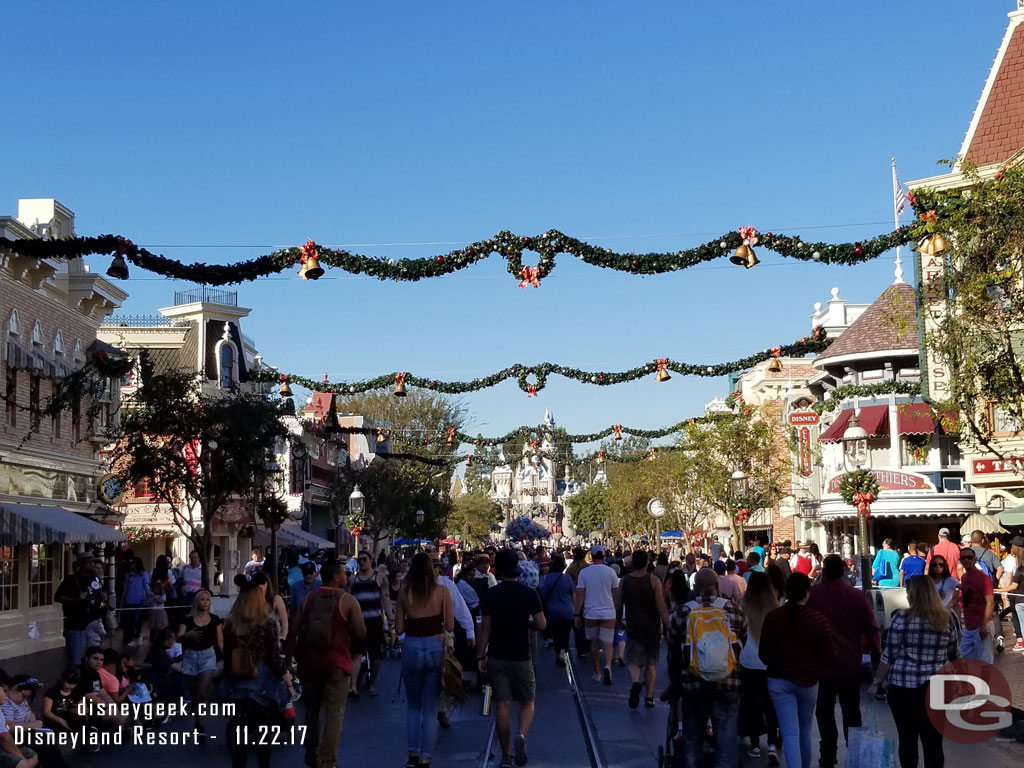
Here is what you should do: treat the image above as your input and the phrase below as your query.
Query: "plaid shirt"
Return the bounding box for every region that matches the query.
[667,593,746,693]
[882,610,962,689]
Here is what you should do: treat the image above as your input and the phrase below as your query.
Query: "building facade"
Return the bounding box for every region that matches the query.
[1,198,127,659]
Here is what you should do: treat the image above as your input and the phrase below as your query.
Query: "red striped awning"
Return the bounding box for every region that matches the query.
[898,403,943,436]
[819,405,890,443]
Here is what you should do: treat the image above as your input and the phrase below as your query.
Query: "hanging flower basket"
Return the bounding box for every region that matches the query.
[121,526,170,542]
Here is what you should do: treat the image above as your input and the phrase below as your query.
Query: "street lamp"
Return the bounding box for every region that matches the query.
[730,469,749,552]
[415,509,425,552]
[348,486,364,558]
[647,498,666,551]
[842,412,872,588]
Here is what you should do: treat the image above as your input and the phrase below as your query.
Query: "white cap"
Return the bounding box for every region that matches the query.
[938,527,950,537]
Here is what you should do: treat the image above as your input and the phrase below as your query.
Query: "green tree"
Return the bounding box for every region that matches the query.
[447,492,503,544]
[465,434,501,495]
[113,355,288,589]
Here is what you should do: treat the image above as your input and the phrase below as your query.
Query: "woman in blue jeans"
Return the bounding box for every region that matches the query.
[395,552,454,768]
[759,572,832,768]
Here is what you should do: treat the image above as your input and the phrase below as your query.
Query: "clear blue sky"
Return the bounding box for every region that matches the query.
[0,2,1008,450]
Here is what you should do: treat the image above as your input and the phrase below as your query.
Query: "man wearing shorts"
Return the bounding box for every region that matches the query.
[617,550,670,708]
[574,546,621,685]
[478,549,546,768]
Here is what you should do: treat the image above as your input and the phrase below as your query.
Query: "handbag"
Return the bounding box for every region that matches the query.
[872,555,893,583]
[440,593,467,704]
[846,703,895,768]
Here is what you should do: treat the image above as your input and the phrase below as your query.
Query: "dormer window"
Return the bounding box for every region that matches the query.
[73,340,84,363]
[54,331,64,357]
[31,321,43,347]
[7,310,19,338]
[216,322,239,389]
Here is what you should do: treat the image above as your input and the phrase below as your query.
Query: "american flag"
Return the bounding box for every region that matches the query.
[893,170,909,216]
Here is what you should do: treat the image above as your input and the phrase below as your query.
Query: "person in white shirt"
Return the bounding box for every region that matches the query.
[574,547,621,685]
[432,556,474,727]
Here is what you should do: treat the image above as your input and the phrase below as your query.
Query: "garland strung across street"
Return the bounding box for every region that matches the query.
[0,223,922,288]
[261,326,829,398]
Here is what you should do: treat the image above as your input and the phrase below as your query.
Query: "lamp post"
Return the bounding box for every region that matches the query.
[647,498,666,551]
[415,509,425,552]
[842,412,872,588]
[730,469,749,552]
[348,486,364,557]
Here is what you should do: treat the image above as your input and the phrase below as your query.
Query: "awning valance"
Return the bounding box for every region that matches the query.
[999,505,1024,528]
[252,526,335,550]
[819,405,889,443]
[961,512,1009,535]
[0,503,125,545]
[898,403,943,436]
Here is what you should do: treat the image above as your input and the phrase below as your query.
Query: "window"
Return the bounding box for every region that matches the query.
[73,340,83,363]
[7,310,19,337]
[5,369,16,428]
[53,331,64,357]
[71,397,81,442]
[133,478,152,499]
[29,544,58,608]
[991,404,1023,435]
[219,344,235,388]
[31,321,43,347]
[0,546,18,612]
[29,375,40,433]
[51,384,61,440]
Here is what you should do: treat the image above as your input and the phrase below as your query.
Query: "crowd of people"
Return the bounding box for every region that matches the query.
[1,527,1020,768]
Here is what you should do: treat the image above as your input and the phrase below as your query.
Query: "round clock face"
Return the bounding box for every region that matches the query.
[98,473,125,505]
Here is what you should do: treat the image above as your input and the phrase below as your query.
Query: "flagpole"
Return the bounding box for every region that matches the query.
[892,157,904,283]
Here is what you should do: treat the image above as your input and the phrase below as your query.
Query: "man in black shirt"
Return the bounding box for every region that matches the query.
[53,554,104,666]
[478,549,546,768]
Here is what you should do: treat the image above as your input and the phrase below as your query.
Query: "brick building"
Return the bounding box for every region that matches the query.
[1,198,127,659]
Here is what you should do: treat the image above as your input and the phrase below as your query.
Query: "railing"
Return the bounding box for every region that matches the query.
[102,314,186,327]
[173,286,238,306]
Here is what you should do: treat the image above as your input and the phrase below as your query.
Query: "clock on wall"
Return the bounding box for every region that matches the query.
[98,473,126,505]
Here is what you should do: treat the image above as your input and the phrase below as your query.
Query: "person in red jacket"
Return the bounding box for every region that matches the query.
[925,527,961,577]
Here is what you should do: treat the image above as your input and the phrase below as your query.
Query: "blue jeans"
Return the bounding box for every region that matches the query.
[961,628,994,663]
[767,677,818,768]
[681,686,739,768]
[401,635,443,760]
[65,629,87,666]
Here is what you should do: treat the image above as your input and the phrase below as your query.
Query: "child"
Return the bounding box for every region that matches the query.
[42,668,82,733]
[0,672,37,768]
[148,582,169,633]
[85,616,106,648]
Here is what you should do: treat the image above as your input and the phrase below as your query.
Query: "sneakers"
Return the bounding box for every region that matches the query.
[555,650,567,668]
[513,734,528,766]
[368,681,379,697]
[747,748,761,758]
[592,673,602,683]
[348,690,360,700]
[602,667,612,686]
[614,657,626,668]
[767,745,779,766]
[997,636,1005,652]
[499,756,515,768]
[628,682,642,709]
[1014,639,1024,651]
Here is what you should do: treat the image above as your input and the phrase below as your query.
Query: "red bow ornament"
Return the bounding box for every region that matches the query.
[395,372,407,387]
[612,425,622,440]
[519,266,541,289]
[770,346,782,358]
[527,385,538,397]
[116,236,133,255]
[738,226,759,247]
[853,491,876,519]
[301,238,318,264]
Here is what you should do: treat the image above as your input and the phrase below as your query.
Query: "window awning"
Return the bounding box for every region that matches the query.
[898,403,944,436]
[999,505,1024,528]
[0,503,125,546]
[253,526,335,550]
[819,405,890,443]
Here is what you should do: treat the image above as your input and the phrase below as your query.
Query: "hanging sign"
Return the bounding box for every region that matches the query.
[825,468,934,494]
[788,411,820,426]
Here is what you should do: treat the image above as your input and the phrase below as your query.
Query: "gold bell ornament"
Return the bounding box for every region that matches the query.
[655,358,671,383]
[297,239,325,280]
[612,425,623,442]
[730,244,760,269]
[106,254,129,280]
[279,378,293,398]
[767,358,784,373]
[917,233,947,255]
[393,372,407,397]
[376,428,387,444]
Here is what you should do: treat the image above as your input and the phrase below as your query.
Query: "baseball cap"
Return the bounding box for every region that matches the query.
[494,549,521,578]
[301,561,318,576]
[1013,536,1024,548]
[12,675,41,690]
[590,545,606,559]
[938,527,950,536]
[713,561,727,575]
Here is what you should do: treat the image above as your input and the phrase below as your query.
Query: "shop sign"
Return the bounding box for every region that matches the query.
[972,457,1024,475]
[788,411,820,426]
[798,427,813,477]
[825,468,934,494]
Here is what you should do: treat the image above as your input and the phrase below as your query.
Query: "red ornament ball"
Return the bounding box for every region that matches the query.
[632,259,639,268]
[853,245,863,256]
[436,255,445,264]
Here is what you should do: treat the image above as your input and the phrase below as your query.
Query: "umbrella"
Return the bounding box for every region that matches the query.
[440,538,458,545]
[660,530,683,539]
[962,512,1009,535]
[392,537,412,546]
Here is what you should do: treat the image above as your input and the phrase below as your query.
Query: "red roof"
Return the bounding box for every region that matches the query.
[963,20,1024,167]
[816,283,918,363]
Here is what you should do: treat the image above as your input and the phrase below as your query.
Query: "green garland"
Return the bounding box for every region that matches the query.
[0,224,921,287]
[259,326,828,397]
[812,381,924,414]
[121,525,170,542]
[837,469,880,507]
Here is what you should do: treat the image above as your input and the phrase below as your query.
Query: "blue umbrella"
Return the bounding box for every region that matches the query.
[392,537,412,546]
[660,530,683,539]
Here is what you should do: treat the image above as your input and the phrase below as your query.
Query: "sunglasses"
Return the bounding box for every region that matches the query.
[358,557,370,562]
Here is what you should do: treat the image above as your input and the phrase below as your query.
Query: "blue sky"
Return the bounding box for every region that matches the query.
[0,2,1008,450]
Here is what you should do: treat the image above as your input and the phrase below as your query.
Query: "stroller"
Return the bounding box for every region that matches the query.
[657,687,684,768]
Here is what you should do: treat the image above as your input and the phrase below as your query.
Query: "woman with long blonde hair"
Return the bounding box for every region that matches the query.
[869,575,962,768]
[176,588,223,739]
[739,572,781,762]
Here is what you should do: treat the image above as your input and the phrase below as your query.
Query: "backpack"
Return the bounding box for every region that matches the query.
[684,598,737,682]
[301,588,341,653]
[975,555,994,582]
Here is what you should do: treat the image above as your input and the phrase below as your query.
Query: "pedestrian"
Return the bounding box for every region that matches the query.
[995,555,1024,652]
[288,561,322,621]
[927,554,959,608]
[395,552,453,768]
[759,572,832,768]
[718,559,747,602]
[774,547,792,579]
[869,575,962,768]
[287,559,365,768]
[871,538,901,588]
[574,546,621,685]
[256,572,289,646]
[667,567,744,768]
[709,535,724,563]
[222,575,292,768]
[899,541,926,586]
[792,542,813,577]
[53,553,104,666]
[738,572,780,765]
[537,553,575,668]
[925,527,961,578]
[807,554,881,768]
[432,554,474,729]
[742,551,764,582]
[970,530,1003,585]
[119,557,149,649]
[181,551,203,599]
[617,550,670,709]
[0,673,39,768]
[244,549,264,576]
[176,588,222,740]
[478,549,547,767]
[348,551,393,698]
[956,547,994,662]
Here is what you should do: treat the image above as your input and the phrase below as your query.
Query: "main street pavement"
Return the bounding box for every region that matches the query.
[49,638,1024,768]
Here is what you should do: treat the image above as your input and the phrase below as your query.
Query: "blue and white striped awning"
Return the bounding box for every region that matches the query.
[0,503,124,546]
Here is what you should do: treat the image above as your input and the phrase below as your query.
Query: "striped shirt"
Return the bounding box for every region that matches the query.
[350,572,383,621]
[182,565,202,595]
